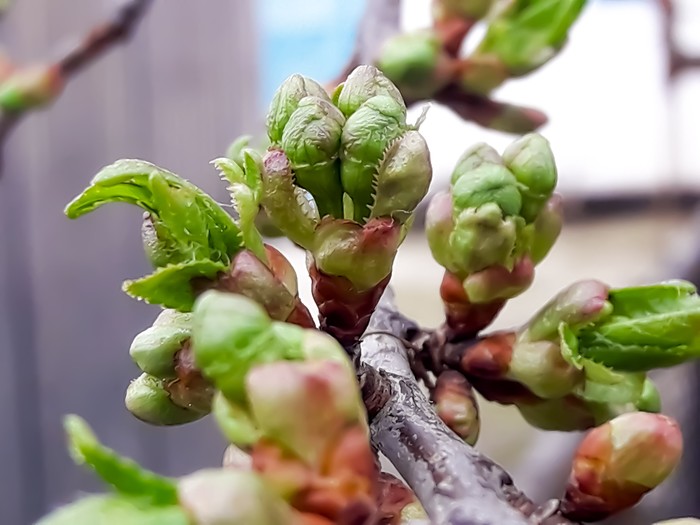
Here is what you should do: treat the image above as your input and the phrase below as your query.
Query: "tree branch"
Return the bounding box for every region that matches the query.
[0,0,154,155]
[359,290,579,525]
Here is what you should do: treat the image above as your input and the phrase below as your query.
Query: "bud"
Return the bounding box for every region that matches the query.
[523,280,611,342]
[438,270,506,336]
[502,133,557,222]
[433,371,480,445]
[0,64,64,112]
[458,55,509,95]
[340,95,407,222]
[125,373,209,426]
[635,378,661,413]
[312,217,401,291]
[245,360,366,468]
[462,256,534,303]
[129,309,192,378]
[530,193,563,264]
[452,163,522,216]
[376,30,454,100]
[280,96,345,218]
[451,143,503,182]
[261,149,318,250]
[267,74,330,143]
[212,392,261,447]
[369,130,433,224]
[334,64,405,118]
[191,291,303,402]
[178,469,295,525]
[515,395,599,432]
[562,412,683,521]
[223,444,253,470]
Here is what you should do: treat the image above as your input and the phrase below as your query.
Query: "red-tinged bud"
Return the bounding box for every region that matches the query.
[439,270,505,339]
[308,257,391,346]
[0,64,64,112]
[460,331,515,379]
[245,360,366,470]
[562,412,683,521]
[433,371,480,445]
[462,256,535,304]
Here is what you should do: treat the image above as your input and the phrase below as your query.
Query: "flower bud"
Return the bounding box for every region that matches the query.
[452,163,521,216]
[0,64,64,112]
[433,371,480,445]
[213,392,261,448]
[340,95,407,222]
[376,30,454,100]
[334,65,405,118]
[451,143,502,182]
[515,395,599,432]
[178,469,295,525]
[523,280,611,342]
[462,256,534,303]
[129,309,192,378]
[223,444,253,470]
[369,130,432,224]
[280,96,345,218]
[125,373,209,426]
[312,217,401,291]
[192,291,303,403]
[502,133,557,222]
[245,360,366,468]
[267,74,330,144]
[458,55,509,95]
[530,193,563,264]
[562,412,683,521]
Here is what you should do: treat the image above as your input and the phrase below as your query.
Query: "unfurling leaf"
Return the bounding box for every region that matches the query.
[63,415,178,505]
[35,495,189,525]
[123,259,228,312]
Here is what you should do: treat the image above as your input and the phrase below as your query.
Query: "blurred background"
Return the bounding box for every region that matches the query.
[0,0,699,523]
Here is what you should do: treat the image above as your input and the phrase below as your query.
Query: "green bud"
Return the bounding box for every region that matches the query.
[563,412,683,521]
[125,374,208,426]
[452,163,522,216]
[178,469,294,525]
[266,73,330,144]
[312,217,401,291]
[35,495,190,525]
[334,64,405,118]
[636,378,661,413]
[246,360,365,468]
[369,130,433,224]
[530,193,563,264]
[502,133,557,222]
[191,291,303,402]
[507,339,582,399]
[280,96,345,218]
[451,143,503,184]
[261,149,318,250]
[298,329,351,365]
[129,310,192,378]
[212,392,261,448]
[516,396,598,432]
[376,30,451,100]
[523,280,611,342]
[340,95,407,222]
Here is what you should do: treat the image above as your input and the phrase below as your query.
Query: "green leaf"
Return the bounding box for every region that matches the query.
[576,281,700,371]
[64,416,178,505]
[123,260,227,312]
[35,495,189,525]
[225,135,252,167]
[65,159,241,266]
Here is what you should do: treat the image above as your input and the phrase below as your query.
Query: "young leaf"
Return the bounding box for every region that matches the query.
[64,416,178,505]
[65,159,242,266]
[575,281,700,371]
[123,259,227,312]
[35,495,189,525]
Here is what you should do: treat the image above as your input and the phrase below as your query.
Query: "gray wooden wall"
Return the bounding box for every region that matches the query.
[0,2,259,523]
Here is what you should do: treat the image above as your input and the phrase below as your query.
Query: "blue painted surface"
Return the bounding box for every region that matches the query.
[254,0,367,111]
